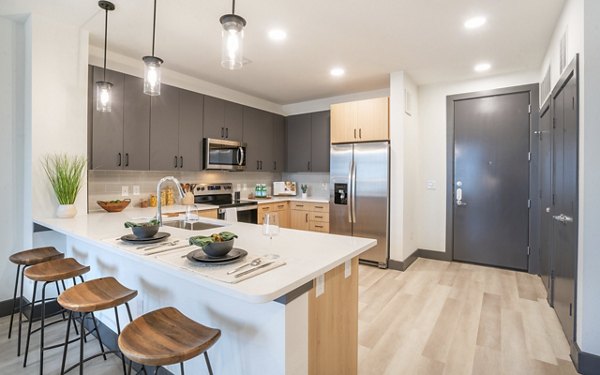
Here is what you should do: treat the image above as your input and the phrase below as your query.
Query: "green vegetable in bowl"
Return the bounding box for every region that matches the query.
[124,218,160,228]
[189,231,238,247]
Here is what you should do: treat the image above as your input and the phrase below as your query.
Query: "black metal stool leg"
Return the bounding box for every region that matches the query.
[204,352,213,375]
[39,281,49,375]
[17,265,27,357]
[60,311,73,375]
[79,312,87,375]
[115,307,127,375]
[180,362,185,375]
[90,312,107,360]
[23,280,37,367]
[8,264,21,339]
[154,366,159,375]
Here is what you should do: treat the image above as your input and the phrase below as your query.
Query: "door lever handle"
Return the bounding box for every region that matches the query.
[553,214,573,223]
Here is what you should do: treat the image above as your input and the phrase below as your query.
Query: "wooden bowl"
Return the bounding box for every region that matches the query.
[97,199,131,213]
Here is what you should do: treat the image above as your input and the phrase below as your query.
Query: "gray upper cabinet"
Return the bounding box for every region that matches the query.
[204,96,243,140]
[272,115,285,172]
[286,113,312,172]
[178,89,204,171]
[285,111,330,172]
[310,111,330,172]
[91,67,150,171]
[150,84,180,171]
[243,107,273,171]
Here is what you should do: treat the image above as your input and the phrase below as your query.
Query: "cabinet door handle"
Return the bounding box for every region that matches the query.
[307,161,311,171]
[274,161,276,170]
[174,156,178,168]
[125,153,129,167]
[221,127,224,138]
[118,153,122,167]
[354,128,357,139]
[359,128,362,139]
[256,160,259,170]
[180,156,183,169]
[225,127,229,138]
[260,160,263,170]
[305,213,308,223]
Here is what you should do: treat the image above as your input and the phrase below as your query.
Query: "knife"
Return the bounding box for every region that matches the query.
[145,244,193,256]
[234,261,276,278]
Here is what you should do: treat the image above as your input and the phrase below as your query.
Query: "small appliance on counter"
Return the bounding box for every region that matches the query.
[273,181,297,196]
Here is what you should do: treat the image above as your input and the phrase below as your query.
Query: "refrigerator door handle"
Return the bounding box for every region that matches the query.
[351,160,357,223]
[347,160,353,223]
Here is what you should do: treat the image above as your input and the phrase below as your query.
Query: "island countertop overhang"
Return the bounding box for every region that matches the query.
[33,212,376,304]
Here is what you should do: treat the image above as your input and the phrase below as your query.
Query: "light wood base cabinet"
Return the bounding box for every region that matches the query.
[258,202,290,228]
[290,202,330,233]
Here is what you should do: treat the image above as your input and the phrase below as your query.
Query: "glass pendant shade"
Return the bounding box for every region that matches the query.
[143,56,163,96]
[220,14,246,70]
[96,81,113,112]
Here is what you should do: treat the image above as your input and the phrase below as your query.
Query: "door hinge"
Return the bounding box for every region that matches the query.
[527,246,530,256]
[551,269,555,280]
[528,152,531,161]
[528,199,531,208]
[569,303,573,317]
[552,193,556,205]
[553,117,556,128]
[528,104,531,113]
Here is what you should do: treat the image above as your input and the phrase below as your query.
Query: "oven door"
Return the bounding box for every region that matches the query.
[203,138,246,171]
[218,205,258,224]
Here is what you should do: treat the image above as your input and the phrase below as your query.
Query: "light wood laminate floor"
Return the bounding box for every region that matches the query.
[358,258,579,375]
[0,258,579,374]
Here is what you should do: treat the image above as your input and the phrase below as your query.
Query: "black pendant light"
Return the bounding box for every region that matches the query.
[220,0,246,70]
[96,1,115,112]
[143,0,163,96]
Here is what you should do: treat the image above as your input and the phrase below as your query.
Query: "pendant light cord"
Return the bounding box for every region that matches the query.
[151,0,157,56]
[103,7,108,81]
[232,0,236,14]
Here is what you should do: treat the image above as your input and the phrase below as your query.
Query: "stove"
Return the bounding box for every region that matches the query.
[192,183,258,223]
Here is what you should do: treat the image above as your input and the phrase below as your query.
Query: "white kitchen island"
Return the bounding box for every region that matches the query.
[33,210,375,375]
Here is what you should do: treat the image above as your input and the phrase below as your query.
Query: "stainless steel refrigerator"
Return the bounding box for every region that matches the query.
[329,142,390,268]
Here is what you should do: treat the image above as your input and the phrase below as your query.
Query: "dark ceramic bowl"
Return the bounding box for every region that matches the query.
[131,225,159,239]
[202,239,234,258]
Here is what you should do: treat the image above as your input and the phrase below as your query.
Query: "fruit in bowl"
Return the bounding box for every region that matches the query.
[189,232,238,257]
[124,219,160,239]
[97,199,131,213]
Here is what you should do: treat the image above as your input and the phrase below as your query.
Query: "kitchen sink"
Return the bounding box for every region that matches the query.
[162,220,225,231]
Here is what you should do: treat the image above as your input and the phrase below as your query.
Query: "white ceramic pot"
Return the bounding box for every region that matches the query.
[301,192,308,199]
[56,204,77,218]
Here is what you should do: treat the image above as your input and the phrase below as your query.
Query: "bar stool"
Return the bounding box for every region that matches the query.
[8,246,64,356]
[58,276,138,375]
[118,307,221,375]
[23,257,90,375]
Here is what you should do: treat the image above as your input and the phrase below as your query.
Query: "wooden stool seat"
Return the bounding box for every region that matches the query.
[118,307,221,367]
[58,277,138,313]
[24,258,89,282]
[9,247,64,266]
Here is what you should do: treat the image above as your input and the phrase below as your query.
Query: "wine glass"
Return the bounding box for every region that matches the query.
[262,213,280,240]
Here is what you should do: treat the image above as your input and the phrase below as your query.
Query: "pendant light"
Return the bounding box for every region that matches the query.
[143,0,163,96]
[220,0,246,70]
[96,1,115,112]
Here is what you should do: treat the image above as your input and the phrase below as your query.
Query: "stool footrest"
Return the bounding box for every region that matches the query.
[62,349,121,374]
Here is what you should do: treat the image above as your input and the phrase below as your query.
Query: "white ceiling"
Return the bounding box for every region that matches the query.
[1,0,565,104]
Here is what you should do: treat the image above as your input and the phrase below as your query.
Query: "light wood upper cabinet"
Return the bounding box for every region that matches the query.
[330,97,389,143]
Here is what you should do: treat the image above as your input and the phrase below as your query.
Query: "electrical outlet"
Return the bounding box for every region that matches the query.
[316,274,325,297]
[132,185,140,196]
[344,260,351,278]
[121,185,129,197]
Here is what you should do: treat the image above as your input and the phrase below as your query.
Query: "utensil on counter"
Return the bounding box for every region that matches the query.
[227,258,262,275]
[234,261,276,278]
[142,240,179,251]
[145,244,193,256]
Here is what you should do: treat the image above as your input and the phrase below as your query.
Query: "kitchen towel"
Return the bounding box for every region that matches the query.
[156,251,286,284]
[223,207,237,222]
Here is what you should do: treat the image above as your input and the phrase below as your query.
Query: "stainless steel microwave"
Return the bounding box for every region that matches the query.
[203,138,246,171]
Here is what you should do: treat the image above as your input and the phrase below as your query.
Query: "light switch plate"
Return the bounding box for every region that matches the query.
[316,275,325,297]
[426,180,437,190]
[344,260,351,278]
[132,185,140,196]
[121,185,129,197]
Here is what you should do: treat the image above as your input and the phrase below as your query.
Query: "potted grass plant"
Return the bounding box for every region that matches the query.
[41,154,86,218]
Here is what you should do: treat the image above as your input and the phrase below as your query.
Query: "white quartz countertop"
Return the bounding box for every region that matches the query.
[33,212,375,304]
[249,197,330,204]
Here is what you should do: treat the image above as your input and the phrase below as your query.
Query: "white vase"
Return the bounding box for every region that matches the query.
[301,192,308,199]
[56,204,77,218]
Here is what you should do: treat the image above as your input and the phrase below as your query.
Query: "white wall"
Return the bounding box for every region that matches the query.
[89,46,283,115]
[25,13,89,229]
[580,0,600,358]
[0,16,25,300]
[415,70,539,254]
[281,88,390,116]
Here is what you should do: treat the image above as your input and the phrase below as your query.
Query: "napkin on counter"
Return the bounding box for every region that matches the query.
[156,250,286,284]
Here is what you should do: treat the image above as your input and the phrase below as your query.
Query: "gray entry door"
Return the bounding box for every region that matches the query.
[453,92,530,270]
[551,71,578,343]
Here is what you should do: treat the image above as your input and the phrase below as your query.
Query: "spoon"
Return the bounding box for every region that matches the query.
[227,258,262,275]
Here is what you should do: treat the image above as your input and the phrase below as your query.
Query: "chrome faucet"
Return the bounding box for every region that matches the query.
[156,176,185,226]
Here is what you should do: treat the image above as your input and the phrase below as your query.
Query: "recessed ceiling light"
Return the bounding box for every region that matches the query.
[474,63,491,72]
[268,29,287,41]
[330,67,345,77]
[464,16,487,29]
